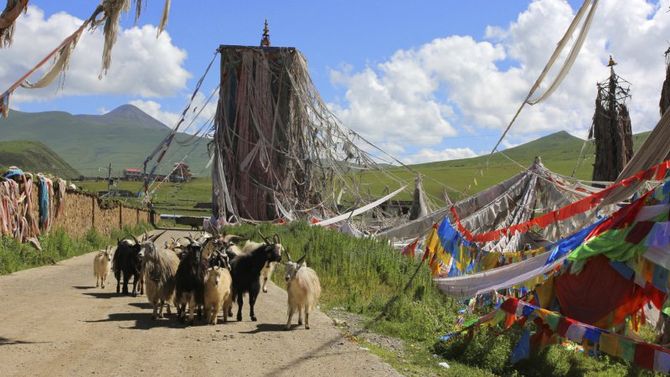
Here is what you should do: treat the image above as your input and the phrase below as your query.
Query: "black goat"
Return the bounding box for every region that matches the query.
[113,237,144,296]
[229,235,283,322]
[174,240,207,323]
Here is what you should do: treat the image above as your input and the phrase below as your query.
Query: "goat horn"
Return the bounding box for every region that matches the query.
[258,230,271,244]
[296,254,306,265]
[131,235,140,245]
[285,248,293,262]
[150,231,166,242]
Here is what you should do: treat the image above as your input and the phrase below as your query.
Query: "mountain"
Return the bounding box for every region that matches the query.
[0,140,80,178]
[75,104,170,131]
[0,105,211,178]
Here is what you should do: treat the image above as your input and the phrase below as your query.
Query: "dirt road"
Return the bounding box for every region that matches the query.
[0,231,400,377]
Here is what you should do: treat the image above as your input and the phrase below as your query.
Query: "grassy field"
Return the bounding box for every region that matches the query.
[227,222,656,376]
[74,177,212,217]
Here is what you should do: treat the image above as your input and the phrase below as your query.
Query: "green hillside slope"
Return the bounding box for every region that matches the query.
[0,140,80,178]
[0,107,211,177]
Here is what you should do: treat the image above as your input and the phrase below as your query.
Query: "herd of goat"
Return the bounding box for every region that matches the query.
[92,231,321,329]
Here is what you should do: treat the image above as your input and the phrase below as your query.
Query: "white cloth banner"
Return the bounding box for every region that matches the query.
[433,251,566,298]
[313,186,406,227]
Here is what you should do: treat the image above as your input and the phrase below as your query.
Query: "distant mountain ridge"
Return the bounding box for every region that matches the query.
[75,104,170,131]
[0,105,210,177]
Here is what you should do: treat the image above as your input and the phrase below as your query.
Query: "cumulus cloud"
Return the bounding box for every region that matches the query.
[331,0,670,163]
[0,6,190,103]
[404,147,478,164]
[129,99,180,127]
[130,89,218,131]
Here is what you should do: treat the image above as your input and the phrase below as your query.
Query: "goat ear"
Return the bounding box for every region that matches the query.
[273,234,281,244]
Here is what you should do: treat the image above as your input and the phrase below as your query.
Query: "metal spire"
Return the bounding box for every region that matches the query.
[260,19,270,47]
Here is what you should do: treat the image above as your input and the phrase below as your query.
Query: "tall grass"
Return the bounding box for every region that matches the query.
[0,223,152,275]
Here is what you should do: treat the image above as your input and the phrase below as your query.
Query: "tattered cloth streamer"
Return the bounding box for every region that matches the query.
[37,174,54,231]
[0,174,39,242]
[0,0,171,117]
[99,0,170,75]
[454,160,670,243]
[20,26,84,89]
[54,178,66,218]
[0,0,28,48]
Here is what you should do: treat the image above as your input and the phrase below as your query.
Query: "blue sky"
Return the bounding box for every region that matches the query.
[2,0,667,163]
[20,1,539,112]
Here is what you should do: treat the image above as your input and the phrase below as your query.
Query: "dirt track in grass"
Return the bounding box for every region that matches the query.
[0,230,401,377]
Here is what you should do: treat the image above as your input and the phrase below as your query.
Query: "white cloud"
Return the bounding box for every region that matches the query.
[130,89,218,131]
[404,147,478,164]
[129,99,180,127]
[1,6,190,103]
[331,0,670,161]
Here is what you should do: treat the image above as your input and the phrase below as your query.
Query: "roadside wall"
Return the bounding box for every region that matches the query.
[28,189,153,239]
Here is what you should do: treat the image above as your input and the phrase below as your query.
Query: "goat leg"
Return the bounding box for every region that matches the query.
[286,307,294,330]
[249,287,259,322]
[122,271,130,295]
[305,311,310,330]
[187,296,196,323]
[115,270,121,294]
[298,306,303,326]
[236,293,244,322]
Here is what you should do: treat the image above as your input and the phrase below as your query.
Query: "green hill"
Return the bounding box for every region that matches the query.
[0,140,80,178]
[358,130,653,204]
[0,105,211,178]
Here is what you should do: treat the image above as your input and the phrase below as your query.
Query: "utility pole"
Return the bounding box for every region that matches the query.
[107,162,112,192]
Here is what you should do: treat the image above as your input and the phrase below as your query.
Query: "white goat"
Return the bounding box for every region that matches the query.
[285,257,321,330]
[204,266,233,325]
[242,240,280,293]
[93,247,113,288]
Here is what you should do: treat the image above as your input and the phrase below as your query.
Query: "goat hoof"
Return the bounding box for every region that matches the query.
[101,285,105,289]
[305,325,310,330]
[251,316,257,322]
[298,320,303,325]
[263,288,267,293]
[236,315,242,322]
